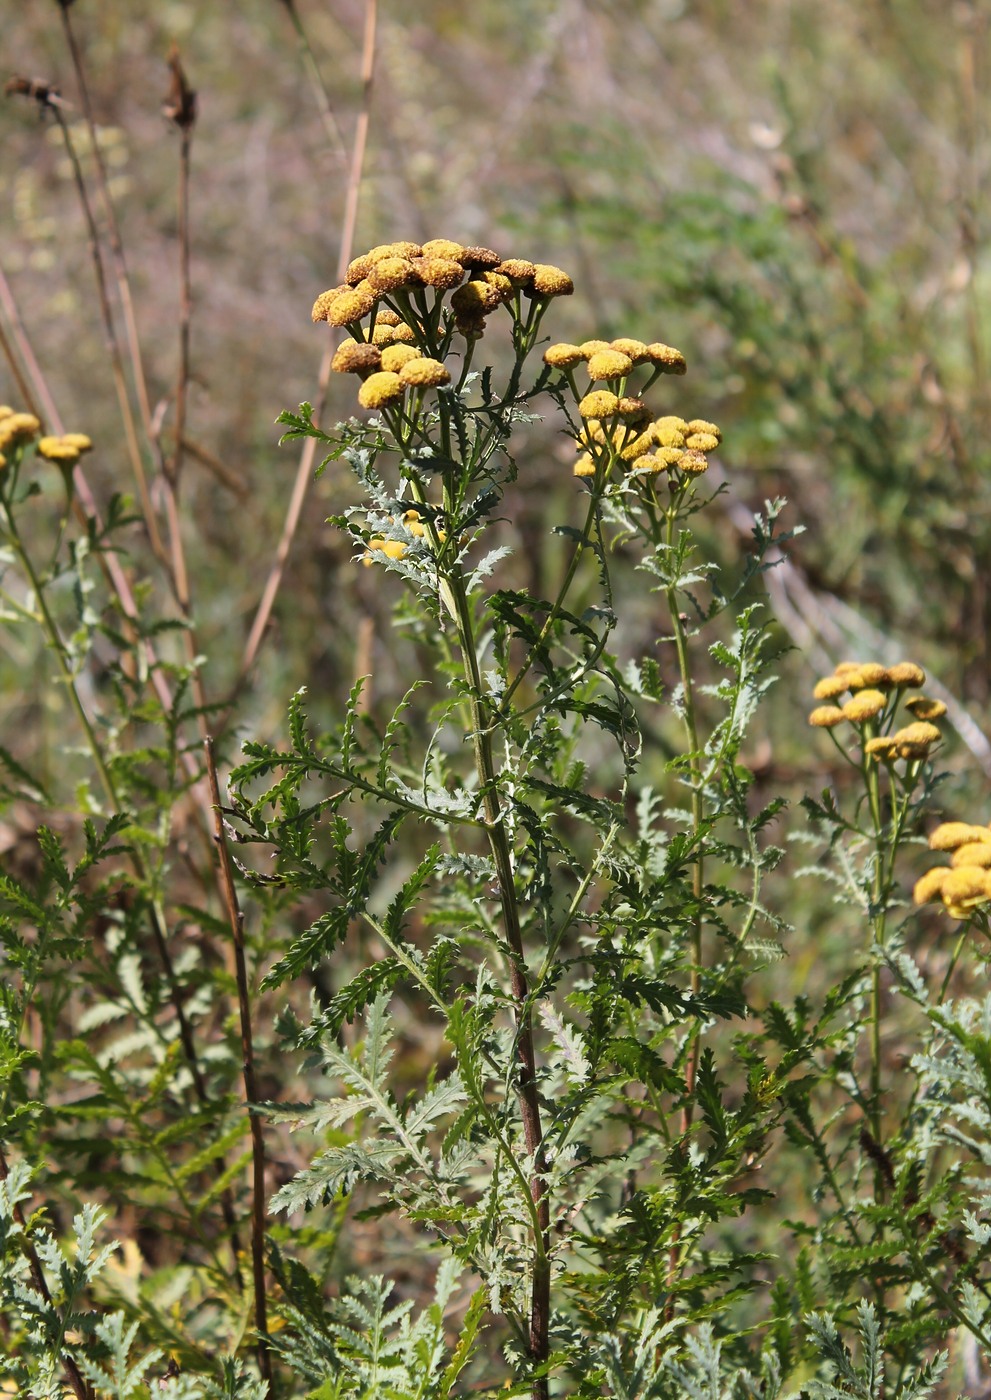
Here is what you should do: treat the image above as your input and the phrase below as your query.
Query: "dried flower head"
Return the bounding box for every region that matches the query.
[529,264,574,297]
[458,245,502,269]
[841,689,887,722]
[451,280,505,317]
[496,259,536,285]
[587,349,634,380]
[357,371,406,409]
[677,450,709,475]
[905,696,947,720]
[399,357,451,389]
[312,287,344,322]
[809,705,846,728]
[332,341,382,374]
[645,343,687,373]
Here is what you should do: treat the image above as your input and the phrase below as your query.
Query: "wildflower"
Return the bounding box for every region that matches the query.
[885,661,926,687]
[411,256,464,289]
[346,255,374,285]
[686,431,720,452]
[403,510,427,538]
[905,696,946,720]
[544,343,585,368]
[618,429,656,462]
[380,344,422,373]
[327,288,377,327]
[479,270,514,301]
[686,419,722,442]
[579,340,610,357]
[813,675,850,701]
[312,286,345,321]
[0,406,12,420]
[332,341,382,374]
[645,343,687,373]
[940,867,990,907]
[929,822,991,851]
[951,842,991,869]
[808,705,846,727]
[37,434,91,465]
[833,662,861,677]
[421,238,466,260]
[630,452,668,474]
[865,736,899,760]
[458,245,502,269]
[399,357,451,388]
[587,349,634,380]
[611,337,650,362]
[653,416,688,448]
[846,663,889,689]
[365,537,407,562]
[617,397,650,422]
[578,390,620,419]
[891,720,941,758]
[357,371,405,409]
[651,446,686,470]
[372,321,417,347]
[451,280,505,317]
[913,867,950,904]
[529,264,574,297]
[497,259,536,285]
[0,412,41,446]
[677,450,709,475]
[368,256,418,293]
[841,689,887,722]
[574,453,597,477]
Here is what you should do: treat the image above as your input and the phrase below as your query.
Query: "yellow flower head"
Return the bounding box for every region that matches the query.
[458,245,502,269]
[0,453,6,471]
[929,822,991,852]
[451,280,505,316]
[587,349,634,381]
[630,452,669,474]
[544,343,585,368]
[884,661,926,687]
[579,390,620,419]
[346,255,374,285]
[652,416,689,449]
[611,337,650,362]
[61,433,92,453]
[847,663,889,689]
[357,371,406,409]
[374,309,402,327]
[496,259,536,285]
[579,340,610,357]
[677,450,709,475]
[951,842,991,869]
[645,343,687,373]
[891,720,941,757]
[833,662,861,677]
[808,705,846,728]
[841,689,887,722]
[0,412,41,447]
[913,867,950,904]
[686,431,720,452]
[368,256,418,293]
[813,675,850,701]
[0,406,12,420]
[479,270,514,301]
[379,344,422,373]
[618,429,656,462]
[686,419,722,443]
[422,238,466,261]
[865,735,899,760]
[312,286,345,322]
[529,264,574,297]
[574,453,597,477]
[332,341,382,374]
[940,867,991,908]
[905,696,946,721]
[411,256,465,289]
[37,435,82,464]
[366,536,407,562]
[399,357,451,388]
[327,288,377,327]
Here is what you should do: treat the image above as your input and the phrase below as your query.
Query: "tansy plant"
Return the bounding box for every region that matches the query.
[7,236,991,1400]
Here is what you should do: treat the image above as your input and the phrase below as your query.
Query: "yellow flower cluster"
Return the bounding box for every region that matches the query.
[807,660,943,761]
[37,432,93,467]
[914,819,991,919]
[361,510,447,567]
[572,409,721,480]
[0,407,42,468]
[313,238,572,356]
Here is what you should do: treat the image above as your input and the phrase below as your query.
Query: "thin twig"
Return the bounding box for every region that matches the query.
[238,0,378,682]
[0,1143,92,1400]
[204,739,271,1387]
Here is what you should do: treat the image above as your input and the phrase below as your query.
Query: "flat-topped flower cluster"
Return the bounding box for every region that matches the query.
[914,820,991,920]
[808,660,943,762]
